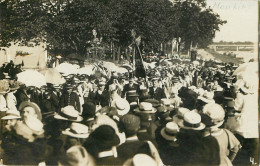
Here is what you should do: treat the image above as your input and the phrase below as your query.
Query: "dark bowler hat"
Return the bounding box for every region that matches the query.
[90,125,120,149]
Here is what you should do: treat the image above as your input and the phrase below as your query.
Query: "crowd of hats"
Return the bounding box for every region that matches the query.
[0,58,256,166]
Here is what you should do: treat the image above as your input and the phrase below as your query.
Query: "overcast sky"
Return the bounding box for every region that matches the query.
[206,0,258,42]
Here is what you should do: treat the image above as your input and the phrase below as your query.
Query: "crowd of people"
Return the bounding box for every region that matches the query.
[0,58,258,166]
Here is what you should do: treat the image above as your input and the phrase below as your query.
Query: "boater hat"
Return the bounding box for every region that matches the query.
[161,122,179,141]
[1,109,21,120]
[111,98,130,116]
[123,154,157,166]
[54,105,83,122]
[134,102,157,114]
[178,111,205,130]
[62,122,89,138]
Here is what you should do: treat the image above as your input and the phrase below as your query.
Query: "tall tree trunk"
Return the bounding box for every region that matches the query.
[112,43,115,61]
[117,46,121,62]
[126,48,130,62]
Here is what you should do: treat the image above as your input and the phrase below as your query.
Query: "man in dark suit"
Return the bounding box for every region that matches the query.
[93,81,110,107]
[60,85,80,112]
[149,78,166,101]
[117,114,149,164]
[122,78,140,98]
[15,85,30,108]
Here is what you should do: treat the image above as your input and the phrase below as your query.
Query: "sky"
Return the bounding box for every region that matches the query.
[206,0,258,42]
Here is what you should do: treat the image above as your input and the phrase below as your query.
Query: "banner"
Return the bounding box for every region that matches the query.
[134,44,146,78]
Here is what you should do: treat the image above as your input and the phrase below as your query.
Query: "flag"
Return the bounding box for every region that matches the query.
[135,36,141,46]
[134,44,146,78]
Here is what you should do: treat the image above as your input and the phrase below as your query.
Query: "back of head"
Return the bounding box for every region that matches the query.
[120,114,140,137]
[202,103,225,127]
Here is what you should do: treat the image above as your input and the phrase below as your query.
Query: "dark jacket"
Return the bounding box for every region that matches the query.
[122,83,140,98]
[60,91,80,112]
[94,90,110,107]
[15,89,30,108]
[2,131,52,165]
[148,87,166,101]
[117,137,148,163]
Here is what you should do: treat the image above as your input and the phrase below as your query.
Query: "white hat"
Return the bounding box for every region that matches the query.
[178,111,205,130]
[198,91,215,103]
[160,98,173,107]
[62,122,89,138]
[111,98,130,116]
[1,109,21,120]
[172,107,190,124]
[54,105,83,122]
[59,145,95,166]
[202,103,225,127]
[134,102,156,114]
[160,122,179,141]
[123,154,157,166]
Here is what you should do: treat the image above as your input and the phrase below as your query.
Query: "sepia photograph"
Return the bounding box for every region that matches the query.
[0,0,258,165]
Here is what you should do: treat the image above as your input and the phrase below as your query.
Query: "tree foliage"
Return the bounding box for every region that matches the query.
[0,0,226,56]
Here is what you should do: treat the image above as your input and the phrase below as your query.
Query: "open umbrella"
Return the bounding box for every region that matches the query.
[45,68,65,85]
[17,70,46,88]
[102,61,116,70]
[233,62,258,76]
[121,64,133,71]
[117,67,128,74]
[55,62,79,75]
[77,65,96,76]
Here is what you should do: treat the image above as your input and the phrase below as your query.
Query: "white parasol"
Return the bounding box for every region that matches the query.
[55,62,79,75]
[77,65,96,76]
[233,62,258,76]
[45,68,65,85]
[117,67,128,74]
[17,70,46,88]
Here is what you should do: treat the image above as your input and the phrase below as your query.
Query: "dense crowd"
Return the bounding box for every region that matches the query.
[0,58,258,166]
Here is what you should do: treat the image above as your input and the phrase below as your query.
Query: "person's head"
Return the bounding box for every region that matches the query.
[128,78,135,86]
[22,106,38,119]
[201,103,225,128]
[98,82,106,91]
[151,78,159,88]
[119,114,140,137]
[19,101,42,121]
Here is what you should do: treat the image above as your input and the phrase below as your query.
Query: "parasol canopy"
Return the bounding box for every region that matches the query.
[233,62,258,76]
[45,68,65,85]
[17,70,46,88]
[77,65,96,76]
[102,61,117,70]
[117,67,128,74]
[55,62,79,75]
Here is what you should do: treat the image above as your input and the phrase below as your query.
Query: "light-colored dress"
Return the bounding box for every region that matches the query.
[232,92,258,138]
[6,92,17,111]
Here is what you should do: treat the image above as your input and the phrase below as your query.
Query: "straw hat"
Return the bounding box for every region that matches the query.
[172,107,190,124]
[160,122,179,141]
[111,98,130,116]
[1,109,21,120]
[198,91,215,104]
[123,154,157,166]
[134,102,157,114]
[178,111,205,130]
[59,145,95,166]
[201,103,225,128]
[62,122,89,138]
[54,105,83,122]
